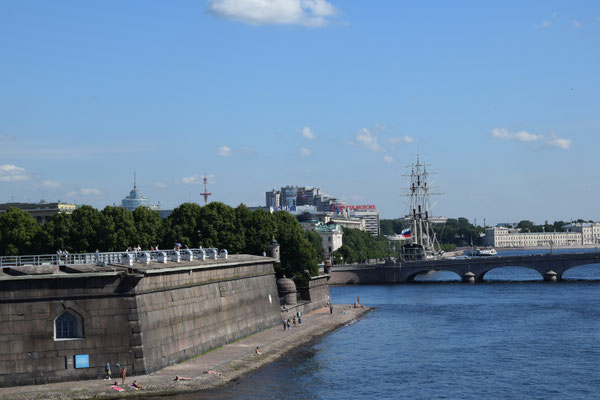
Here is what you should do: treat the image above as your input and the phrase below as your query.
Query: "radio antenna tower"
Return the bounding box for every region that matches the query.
[200,175,212,205]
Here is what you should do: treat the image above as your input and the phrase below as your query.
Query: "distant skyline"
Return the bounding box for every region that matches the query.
[1,1,599,224]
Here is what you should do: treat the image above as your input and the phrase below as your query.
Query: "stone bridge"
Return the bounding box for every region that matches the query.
[328,252,600,284]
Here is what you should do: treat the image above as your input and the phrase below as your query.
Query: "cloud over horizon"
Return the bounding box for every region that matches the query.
[387,136,415,144]
[207,0,338,27]
[300,147,311,156]
[218,146,232,157]
[0,164,30,182]
[301,126,315,139]
[491,128,571,149]
[354,128,383,151]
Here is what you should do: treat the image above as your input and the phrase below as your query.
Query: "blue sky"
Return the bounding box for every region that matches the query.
[1,1,599,224]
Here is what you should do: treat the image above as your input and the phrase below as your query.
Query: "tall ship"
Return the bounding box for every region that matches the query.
[401,155,444,261]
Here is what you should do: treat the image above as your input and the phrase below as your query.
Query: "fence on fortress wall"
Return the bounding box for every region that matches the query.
[0,248,225,267]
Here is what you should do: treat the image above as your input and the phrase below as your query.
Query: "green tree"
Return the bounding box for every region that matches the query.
[68,205,102,252]
[132,207,163,249]
[0,208,42,255]
[304,230,325,262]
[272,211,318,283]
[197,202,245,252]
[163,203,202,248]
[43,213,74,253]
[237,205,276,255]
[98,206,137,251]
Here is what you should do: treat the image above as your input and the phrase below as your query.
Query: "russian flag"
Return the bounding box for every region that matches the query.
[401,228,412,238]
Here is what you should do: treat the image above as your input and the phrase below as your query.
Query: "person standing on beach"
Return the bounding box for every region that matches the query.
[329,303,333,314]
[287,319,291,330]
[282,320,287,331]
[121,366,126,385]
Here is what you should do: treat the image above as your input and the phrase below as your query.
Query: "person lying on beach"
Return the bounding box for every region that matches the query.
[110,383,124,391]
[174,375,192,381]
[205,370,222,375]
[255,346,261,355]
[131,380,143,389]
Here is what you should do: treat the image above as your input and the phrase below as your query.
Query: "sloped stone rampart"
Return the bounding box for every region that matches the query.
[0,257,282,387]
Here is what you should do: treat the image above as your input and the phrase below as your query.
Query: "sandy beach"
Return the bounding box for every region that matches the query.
[0,304,371,400]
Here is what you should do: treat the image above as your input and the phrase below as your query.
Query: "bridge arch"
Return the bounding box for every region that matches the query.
[561,263,600,280]
[478,265,545,282]
[407,269,462,282]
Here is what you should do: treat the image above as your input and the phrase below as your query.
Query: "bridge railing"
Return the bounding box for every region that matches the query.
[0,248,228,268]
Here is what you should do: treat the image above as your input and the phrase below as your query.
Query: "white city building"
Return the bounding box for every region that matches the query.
[351,207,380,236]
[482,224,600,248]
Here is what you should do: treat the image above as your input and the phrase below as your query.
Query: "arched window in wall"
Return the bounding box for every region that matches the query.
[54,310,84,340]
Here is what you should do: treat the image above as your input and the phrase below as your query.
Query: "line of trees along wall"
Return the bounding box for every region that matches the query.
[0,203,319,283]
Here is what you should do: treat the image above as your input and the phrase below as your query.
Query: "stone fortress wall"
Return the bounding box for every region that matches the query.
[0,255,314,387]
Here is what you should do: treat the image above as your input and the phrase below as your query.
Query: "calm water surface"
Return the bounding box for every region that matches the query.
[167,250,600,399]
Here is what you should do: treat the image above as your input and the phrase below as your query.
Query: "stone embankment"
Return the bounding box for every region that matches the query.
[0,304,370,400]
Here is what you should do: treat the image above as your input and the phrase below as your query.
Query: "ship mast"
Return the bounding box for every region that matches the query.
[405,154,441,257]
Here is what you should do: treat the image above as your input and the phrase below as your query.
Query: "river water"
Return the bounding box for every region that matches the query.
[169,249,600,399]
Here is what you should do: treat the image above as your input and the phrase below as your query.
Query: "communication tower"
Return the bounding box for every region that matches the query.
[200,176,212,205]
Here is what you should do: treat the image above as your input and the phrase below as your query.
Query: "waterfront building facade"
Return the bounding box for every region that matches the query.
[0,201,76,225]
[482,225,598,248]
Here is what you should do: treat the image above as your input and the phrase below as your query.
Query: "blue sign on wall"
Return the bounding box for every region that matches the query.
[75,354,89,368]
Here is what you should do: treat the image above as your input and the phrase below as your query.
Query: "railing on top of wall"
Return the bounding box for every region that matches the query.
[0,247,231,268]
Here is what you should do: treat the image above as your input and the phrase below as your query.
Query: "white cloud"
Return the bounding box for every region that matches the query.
[66,191,77,197]
[41,180,60,189]
[547,137,572,150]
[0,164,30,182]
[218,146,232,157]
[572,20,581,28]
[207,0,338,27]
[180,175,215,185]
[514,131,543,142]
[387,136,415,144]
[154,182,168,189]
[383,155,394,163]
[301,126,315,140]
[300,147,311,156]
[80,188,101,196]
[181,176,202,184]
[491,128,571,150]
[491,128,542,142]
[355,128,383,151]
